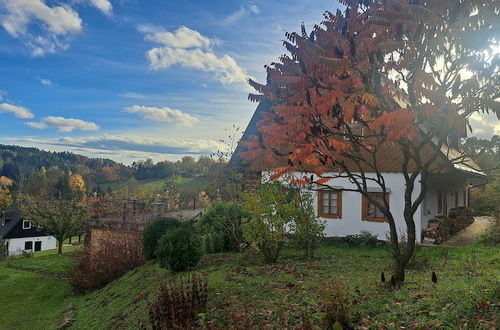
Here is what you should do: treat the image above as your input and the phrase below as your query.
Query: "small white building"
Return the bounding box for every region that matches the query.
[1,204,56,256]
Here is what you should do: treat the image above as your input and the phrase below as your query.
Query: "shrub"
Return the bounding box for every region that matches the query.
[0,239,6,260]
[149,273,208,329]
[321,280,351,328]
[480,218,500,247]
[156,227,201,272]
[197,201,246,254]
[69,231,144,292]
[341,231,383,247]
[288,190,326,259]
[22,250,34,258]
[142,217,183,260]
[242,182,295,263]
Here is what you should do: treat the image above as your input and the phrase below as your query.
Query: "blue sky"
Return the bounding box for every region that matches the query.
[0,0,498,164]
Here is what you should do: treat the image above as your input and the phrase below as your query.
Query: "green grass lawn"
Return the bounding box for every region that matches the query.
[99,178,168,193]
[99,176,207,194]
[2,246,80,277]
[1,242,498,329]
[0,266,73,330]
[0,248,77,329]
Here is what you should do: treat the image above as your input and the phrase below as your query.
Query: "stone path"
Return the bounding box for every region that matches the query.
[442,216,494,246]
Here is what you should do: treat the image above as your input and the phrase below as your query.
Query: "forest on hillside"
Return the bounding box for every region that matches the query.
[0,144,219,186]
[0,144,234,210]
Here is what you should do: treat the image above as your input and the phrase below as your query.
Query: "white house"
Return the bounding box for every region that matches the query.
[231,100,486,243]
[0,204,56,256]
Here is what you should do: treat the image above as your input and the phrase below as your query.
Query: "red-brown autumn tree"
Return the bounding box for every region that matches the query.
[241,0,499,283]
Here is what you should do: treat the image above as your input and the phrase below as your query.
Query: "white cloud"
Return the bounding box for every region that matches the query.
[143,25,216,49]
[220,4,260,25]
[136,23,164,34]
[221,6,248,26]
[0,103,34,119]
[118,92,147,99]
[39,77,53,86]
[9,135,228,157]
[469,112,500,138]
[26,116,99,132]
[249,4,260,14]
[141,25,250,85]
[125,105,200,127]
[88,0,112,15]
[0,0,82,56]
[147,47,249,84]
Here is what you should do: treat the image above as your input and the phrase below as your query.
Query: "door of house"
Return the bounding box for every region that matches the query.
[437,189,448,216]
[34,241,42,252]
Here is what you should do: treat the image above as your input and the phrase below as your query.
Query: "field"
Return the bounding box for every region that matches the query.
[99,178,166,192]
[99,176,207,194]
[0,241,498,329]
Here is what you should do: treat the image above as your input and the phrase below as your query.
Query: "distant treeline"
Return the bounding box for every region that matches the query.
[0,144,219,188]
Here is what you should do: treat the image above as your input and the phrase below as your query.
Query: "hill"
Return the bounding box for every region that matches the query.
[0,144,219,194]
[0,144,130,187]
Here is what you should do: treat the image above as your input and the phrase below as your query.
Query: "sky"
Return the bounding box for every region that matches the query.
[0,0,498,164]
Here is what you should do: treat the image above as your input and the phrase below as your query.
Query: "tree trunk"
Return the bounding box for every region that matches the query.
[58,240,63,254]
[393,258,405,283]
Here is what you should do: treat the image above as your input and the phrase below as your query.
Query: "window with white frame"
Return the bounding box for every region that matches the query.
[22,220,31,229]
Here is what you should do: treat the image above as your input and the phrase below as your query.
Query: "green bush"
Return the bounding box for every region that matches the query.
[341,231,383,247]
[0,239,6,260]
[242,182,295,263]
[480,219,500,247]
[142,217,183,260]
[156,227,202,272]
[197,201,246,254]
[200,230,224,255]
[288,190,326,259]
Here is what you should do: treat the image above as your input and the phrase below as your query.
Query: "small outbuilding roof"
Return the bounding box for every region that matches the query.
[0,203,22,238]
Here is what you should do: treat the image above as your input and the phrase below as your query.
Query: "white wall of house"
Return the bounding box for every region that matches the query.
[421,176,469,229]
[4,236,56,256]
[265,171,423,242]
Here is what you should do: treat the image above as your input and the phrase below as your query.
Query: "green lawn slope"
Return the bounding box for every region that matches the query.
[1,242,498,329]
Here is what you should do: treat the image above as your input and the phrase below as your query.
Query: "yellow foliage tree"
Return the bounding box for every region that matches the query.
[69,173,85,192]
[0,176,13,211]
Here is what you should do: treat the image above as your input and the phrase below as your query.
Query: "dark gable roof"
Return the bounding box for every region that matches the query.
[0,203,22,238]
[231,99,485,178]
[0,216,19,239]
[0,203,48,239]
[229,99,273,169]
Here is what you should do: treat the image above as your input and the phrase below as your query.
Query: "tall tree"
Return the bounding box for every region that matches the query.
[0,176,13,211]
[20,199,89,254]
[242,0,499,283]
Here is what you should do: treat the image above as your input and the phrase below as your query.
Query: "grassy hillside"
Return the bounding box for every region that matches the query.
[100,176,207,193]
[99,178,166,192]
[72,243,498,329]
[0,251,76,329]
[1,242,498,329]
